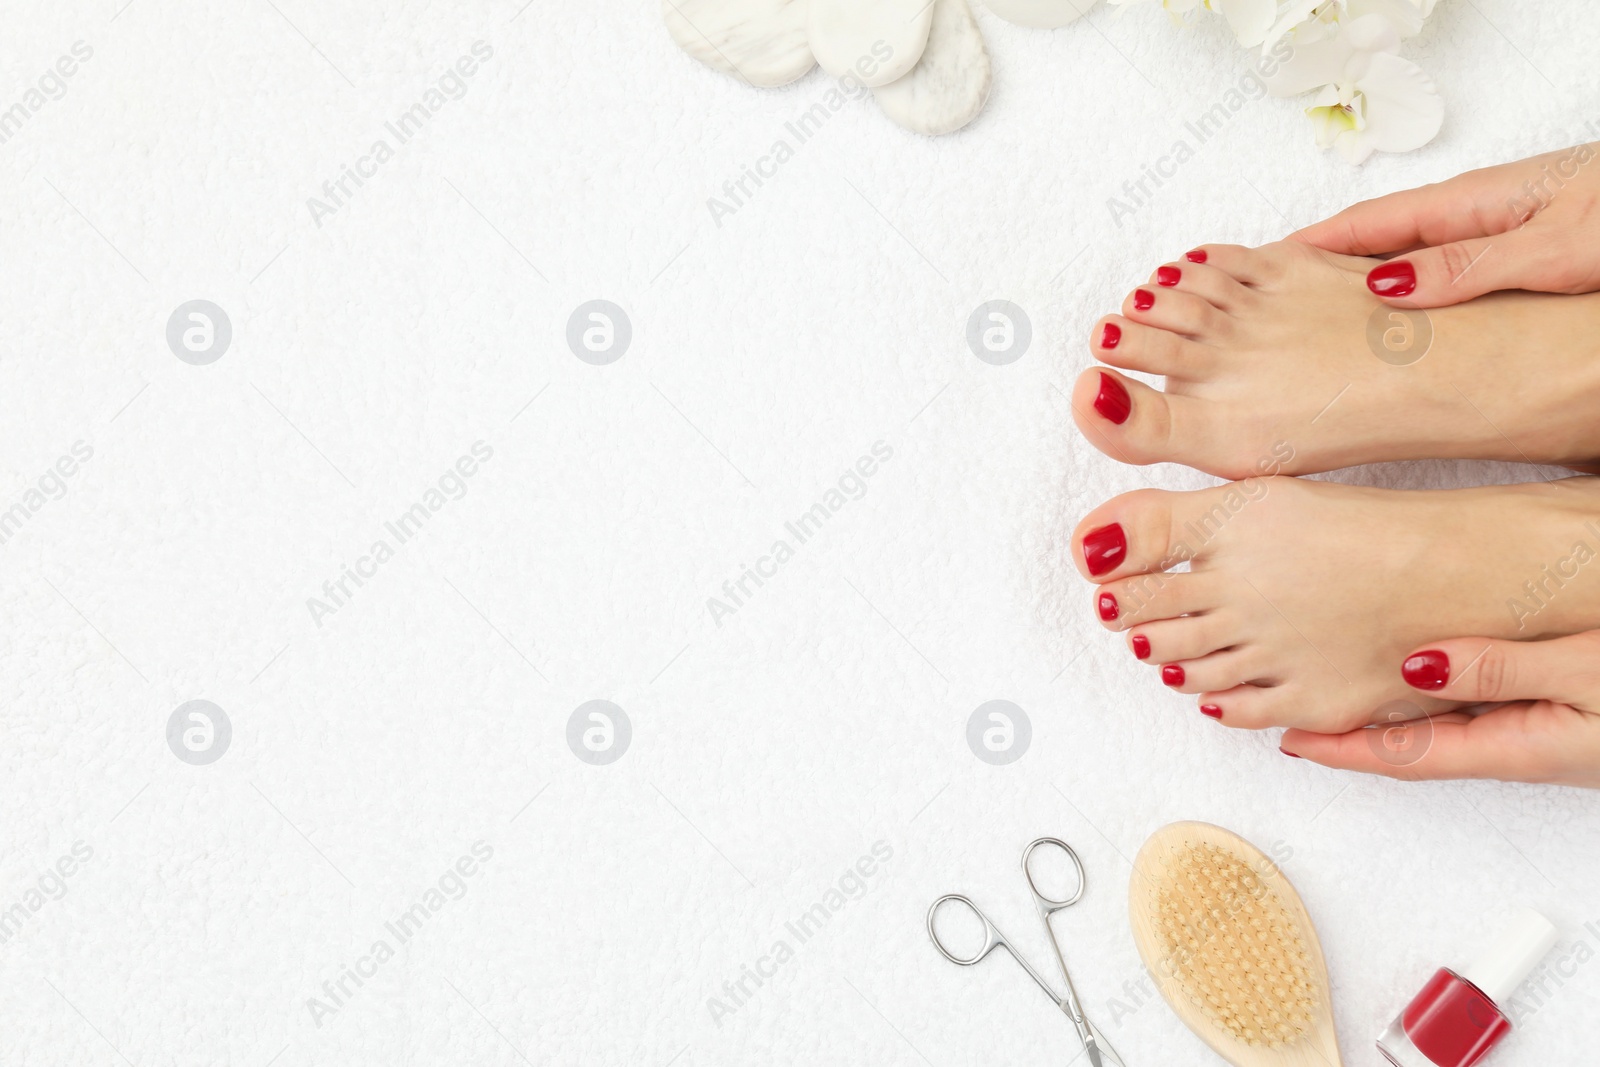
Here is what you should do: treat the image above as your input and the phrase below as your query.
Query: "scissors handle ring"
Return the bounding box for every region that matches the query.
[1022,837,1086,911]
[926,893,1003,966]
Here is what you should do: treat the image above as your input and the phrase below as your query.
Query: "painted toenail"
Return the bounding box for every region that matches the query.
[1082,523,1126,577]
[1185,249,1207,263]
[1401,649,1450,690]
[1100,322,1121,349]
[1133,288,1155,311]
[1200,704,1223,719]
[1093,372,1131,425]
[1161,664,1185,687]
[1131,634,1151,660]
[1157,266,1181,287]
[1280,747,1303,758]
[1367,259,1417,298]
[1097,592,1119,622]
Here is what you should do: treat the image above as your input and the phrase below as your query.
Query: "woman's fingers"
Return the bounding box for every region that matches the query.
[1281,702,1600,788]
[1359,225,1560,307]
[1398,632,1600,708]
[1296,176,1499,257]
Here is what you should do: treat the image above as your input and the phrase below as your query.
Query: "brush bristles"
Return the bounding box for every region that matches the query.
[1147,842,1316,1049]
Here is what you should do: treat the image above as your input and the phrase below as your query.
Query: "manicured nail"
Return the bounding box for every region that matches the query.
[1157,265,1181,287]
[1093,372,1131,425]
[1402,649,1450,691]
[1097,592,1119,622]
[1131,634,1151,660]
[1100,322,1121,349]
[1133,288,1155,311]
[1200,704,1223,719]
[1367,259,1417,298]
[1280,747,1303,759]
[1161,664,1185,687]
[1082,523,1127,577]
[1185,249,1207,263]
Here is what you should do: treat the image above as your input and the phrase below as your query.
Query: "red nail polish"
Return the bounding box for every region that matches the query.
[1093,372,1131,425]
[1131,634,1151,660]
[1402,650,1450,691]
[1280,748,1303,758]
[1367,259,1417,298]
[1133,288,1155,311]
[1200,704,1223,719]
[1100,322,1121,349]
[1377,909,1558,1067]
[1097,592,1119,622]
[1185,249,1207,263]
[1161,664,1185,687]
[1157,265,1181,287]
[1081,523,1126,577]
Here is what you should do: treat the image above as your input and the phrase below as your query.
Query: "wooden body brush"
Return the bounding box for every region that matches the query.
[1129,822,1343,1067]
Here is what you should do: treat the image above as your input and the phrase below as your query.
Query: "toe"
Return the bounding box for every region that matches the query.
[1072,482,1270,581]
[1071,368,1231,471]
[1094,571,1221,628]
[1183,243,1271,287]
[1126,613,1238,662]
[1145,261,1252,313]
[1159,647,1261,695]
[1091,315,1214,379]
[1122,286,1226,341]
[1195,682,1300,730]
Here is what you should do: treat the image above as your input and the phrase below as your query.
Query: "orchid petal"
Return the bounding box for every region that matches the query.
[1213,0,1276,46]
[1352,49,1443,153]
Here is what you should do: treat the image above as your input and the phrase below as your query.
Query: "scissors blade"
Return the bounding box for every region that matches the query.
[1080,1019,1125,1067]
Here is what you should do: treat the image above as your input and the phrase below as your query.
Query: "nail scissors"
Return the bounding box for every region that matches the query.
[927,837,1126,1067]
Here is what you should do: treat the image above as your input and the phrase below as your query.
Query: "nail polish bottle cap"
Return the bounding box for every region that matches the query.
[1459,907,1559,1006]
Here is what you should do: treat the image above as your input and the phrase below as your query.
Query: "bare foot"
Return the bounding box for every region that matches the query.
[1072,475,1600,732]
[1071,240,1600,478]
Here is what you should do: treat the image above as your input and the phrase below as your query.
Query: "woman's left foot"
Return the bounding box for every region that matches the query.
[1074,474,1600,732]
[1071,240,1600,478]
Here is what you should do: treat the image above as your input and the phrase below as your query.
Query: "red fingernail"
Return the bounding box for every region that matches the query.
[1100,322,1121,349]
[1097,592,1119,622]
[1093,372,1131,425]
[1157,265,1181,287]
[1185,249,1207,263]
[1280,747,1303,758]
[1133,288,1155,311]
[1161,664,1185,687]
[1367,259,1417,298]
[1200,704,1223,719]
[1131,634,1151,660]
[1402,649,1450,691]
[1082,523,1127,577]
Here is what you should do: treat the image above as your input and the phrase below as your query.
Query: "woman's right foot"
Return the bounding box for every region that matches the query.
[1071,239,1600,479]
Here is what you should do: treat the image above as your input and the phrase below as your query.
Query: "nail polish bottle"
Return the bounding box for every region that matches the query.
[1377,908,1558,1067]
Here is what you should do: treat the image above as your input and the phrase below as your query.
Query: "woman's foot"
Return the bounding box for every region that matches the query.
[1073,475,1600,732]
[1071,240,1600,479]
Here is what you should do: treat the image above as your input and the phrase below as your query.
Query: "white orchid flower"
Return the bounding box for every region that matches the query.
[1108,0,1276,46]
[1264,0,1431,47]
[1269,13,1443,163]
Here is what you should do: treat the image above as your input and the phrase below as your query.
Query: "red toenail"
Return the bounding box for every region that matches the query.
[1280,748,1303,758]
[1100,322,1121,349]
[1097,592,1119,621]
[1093,372,1131,425]
[1161,664,1185,687]
[1200,704,1223,719]
[1133,289,1155,311]
[1157,266,1181,287]
[1131,634,1151,660]
[1082,523,1126,577]
[1401,649,1450,690]
[1185,249,1207,263]
[1367,259,1417,298]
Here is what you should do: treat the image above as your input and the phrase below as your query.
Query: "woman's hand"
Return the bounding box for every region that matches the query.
[1297,143,1600,308]
[1281,631,1600,788]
